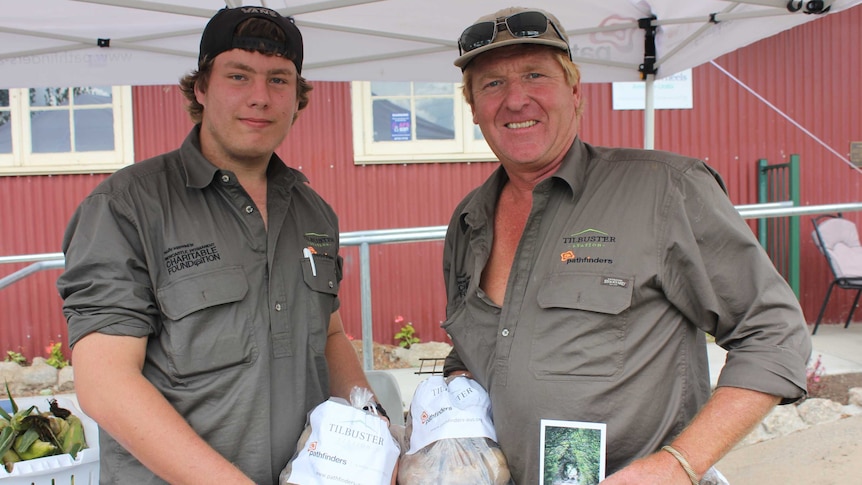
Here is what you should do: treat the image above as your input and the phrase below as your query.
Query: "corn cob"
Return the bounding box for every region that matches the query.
[13,428,40,455]
[61,415,87,459]
[16,439,57,461]
[2,448,20,472]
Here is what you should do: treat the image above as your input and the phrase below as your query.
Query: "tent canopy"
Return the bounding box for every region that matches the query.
[1,0,858,89]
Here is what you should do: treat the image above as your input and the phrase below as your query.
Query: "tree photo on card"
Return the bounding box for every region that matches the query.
[539,419,606,485]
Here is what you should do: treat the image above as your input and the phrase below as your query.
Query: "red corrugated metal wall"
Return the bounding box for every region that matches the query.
[2,5,860,359]
[0,175,105,359]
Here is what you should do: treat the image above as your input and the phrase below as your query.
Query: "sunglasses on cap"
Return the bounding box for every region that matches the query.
[457,10,569,57]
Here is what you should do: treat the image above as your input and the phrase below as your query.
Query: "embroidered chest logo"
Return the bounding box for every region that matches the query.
[560,228,616,265]
[164,242,222,274]
[562,228,617,248]
[304,232,335,255]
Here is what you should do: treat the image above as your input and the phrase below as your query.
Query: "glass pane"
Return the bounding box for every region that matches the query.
[31,111,71,153]
[75,109,115,151]
[0,89,9,153]
[370,82,410,97]
[474,125,485,141]
[0,109,10,154]
[372,98,411,142]
[416,98,454,140]
[29,88,70,107]
[414,83,454,96]
[74,87,113,105]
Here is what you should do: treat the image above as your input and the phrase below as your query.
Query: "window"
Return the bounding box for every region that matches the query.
[351,81,494,164]
[0,86,133,175]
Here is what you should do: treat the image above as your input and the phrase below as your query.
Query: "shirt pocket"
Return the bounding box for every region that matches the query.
[156,266,256,379]
[530,271,633,380]
[301,256,339,354]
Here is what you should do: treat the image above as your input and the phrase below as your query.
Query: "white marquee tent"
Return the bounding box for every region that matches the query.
[2,0,860,146]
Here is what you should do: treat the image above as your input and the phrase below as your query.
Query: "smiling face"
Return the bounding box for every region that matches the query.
[467,45,581,179]
[195,48,300,170]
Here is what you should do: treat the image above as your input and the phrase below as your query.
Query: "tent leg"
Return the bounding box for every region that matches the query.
[644,75,655,149]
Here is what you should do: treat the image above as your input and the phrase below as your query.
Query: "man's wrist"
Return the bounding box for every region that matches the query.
[661,445,699,485]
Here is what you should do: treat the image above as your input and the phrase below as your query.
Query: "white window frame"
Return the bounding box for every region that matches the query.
[0,86,134,176]
[351,81,495,164]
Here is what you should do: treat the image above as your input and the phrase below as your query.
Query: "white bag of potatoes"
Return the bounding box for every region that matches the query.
[280,387,399,485]
[398,376,512,485]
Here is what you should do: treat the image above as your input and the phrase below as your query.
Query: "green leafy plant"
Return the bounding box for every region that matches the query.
[4,351,26,366]
[393,315,420,349]
[44,342,69,370]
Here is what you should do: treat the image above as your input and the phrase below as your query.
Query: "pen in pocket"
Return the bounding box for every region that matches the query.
[303,247,317,277]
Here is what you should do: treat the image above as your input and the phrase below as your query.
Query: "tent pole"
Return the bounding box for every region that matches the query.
[638,16,658,150]
[644,75,655,149]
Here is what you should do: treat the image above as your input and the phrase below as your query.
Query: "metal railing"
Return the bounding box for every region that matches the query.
[3,201,862,369]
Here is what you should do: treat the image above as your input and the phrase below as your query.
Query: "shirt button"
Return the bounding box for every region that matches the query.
[221,174,230,183]
[245,205,254,214]
[501,328,510,337]
[328,281,334,288]
[275,303,282,311]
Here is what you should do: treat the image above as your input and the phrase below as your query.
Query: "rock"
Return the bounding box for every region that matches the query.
[796,398,844,425]
[18,361,58,389]
[58,366,75,392]
[761,404,808,437]
[738,422,773,447]
[841,404,862,416]
[393,342,452,367]
[0,361,22,385]
[849,387,862,407]
[738,404,808,447]
[351,340,411,370]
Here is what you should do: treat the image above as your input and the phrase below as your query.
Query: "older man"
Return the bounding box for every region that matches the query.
[442,7,811,484]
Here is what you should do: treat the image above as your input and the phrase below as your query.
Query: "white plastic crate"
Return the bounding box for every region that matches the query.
[0,395,100,485]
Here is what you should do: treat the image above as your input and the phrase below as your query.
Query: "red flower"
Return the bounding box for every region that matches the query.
[394,315,405,324]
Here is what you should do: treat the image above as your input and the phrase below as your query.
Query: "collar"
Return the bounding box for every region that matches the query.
[180,125,307,189]
[459,137,591,230]
[548,136,590,202]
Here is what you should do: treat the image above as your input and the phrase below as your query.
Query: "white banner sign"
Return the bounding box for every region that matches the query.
[612,69,693,110]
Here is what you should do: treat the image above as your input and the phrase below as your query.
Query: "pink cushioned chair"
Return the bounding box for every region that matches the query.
[810,214,862,335]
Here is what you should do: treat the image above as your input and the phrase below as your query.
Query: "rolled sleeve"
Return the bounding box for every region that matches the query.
[663,162,811,403]
[57,192,159,346]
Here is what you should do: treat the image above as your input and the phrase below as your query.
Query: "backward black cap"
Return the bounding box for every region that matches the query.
[198,6,304,73]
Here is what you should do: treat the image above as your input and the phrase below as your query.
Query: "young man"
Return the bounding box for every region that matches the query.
[442,7,812,484]
[57,7,373,484]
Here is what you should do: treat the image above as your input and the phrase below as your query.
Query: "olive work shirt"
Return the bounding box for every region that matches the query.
[442,138,812,484]
[57,127,342,485]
